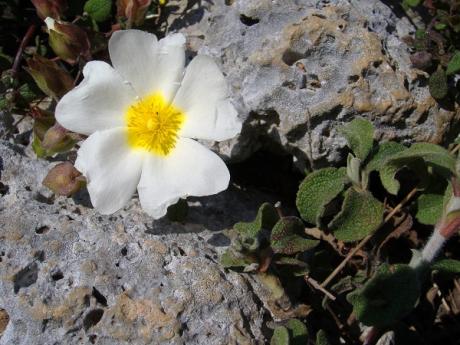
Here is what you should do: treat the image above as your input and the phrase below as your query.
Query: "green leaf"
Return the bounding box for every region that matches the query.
[329,187,384,242]
[347,264,420,327]
[339,118,374,161]
[365,142,406,173]
[380,143,455,195]
[446,51,460,76]
[84,0,112,22]
[285,319,308,345]
[416,194,443,225]
[32,135,47,158]
[220,249,257,268]
[403,0,421,7]
[431,259,460,276]
[270,326,290,345]
[316,330,331,345]
[234,203,279,250]
[296,167,348,226]
[429,69,448,99]
[271,217,319,255]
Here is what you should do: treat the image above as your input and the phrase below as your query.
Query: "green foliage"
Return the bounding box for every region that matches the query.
[315,330,331,345]
[285,319,308,345]
[347,264,420,327]
[271,217,319,255]
[446,51,460,75]
[431,259,460,277]
[329,188,384,242]
[365,141,406,173]
[270,326,290,345]
[429,69,448,99]
[84,0,112,22]
[220,249,257,268]
[403,0,422,7]
[416,193,444,225]
[234,202,279,251]
[379,143,454,195]
[296,167,348,226]
[339,118,374,161]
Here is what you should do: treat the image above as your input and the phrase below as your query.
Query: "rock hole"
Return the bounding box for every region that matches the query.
[120,247,127,256]
[373,60,383,68]
[83,309,104,331]
[13,262,38,293]
[25,186,31,191]
[239,14,259,26]
[0,308,9,337]
[0,182,8,196]
[33,250,45,262]
[92,287,108,307]
[89,335,97,344]
[348,75,360,83]
[35,225,50,234]
[51,269,64,281]
[34,193,54,205]
[281,49,305,66]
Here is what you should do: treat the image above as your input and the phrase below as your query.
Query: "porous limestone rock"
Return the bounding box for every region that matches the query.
[0,141,270,345]
[171,0,460,169]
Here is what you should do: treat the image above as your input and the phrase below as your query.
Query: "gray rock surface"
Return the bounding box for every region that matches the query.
[172,0,459,169]
[0,141,274,345]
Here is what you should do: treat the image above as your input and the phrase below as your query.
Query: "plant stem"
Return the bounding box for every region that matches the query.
[320,187,418,288]
[12,24,37,77]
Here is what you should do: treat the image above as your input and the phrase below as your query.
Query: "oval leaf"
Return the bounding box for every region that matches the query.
[339,118,374,161]
[416,193,444,225]
[296,167,348,226]
[329,187,384,242]
[84,0,112,22]
[271,326,290,345]
[271,217,319,255]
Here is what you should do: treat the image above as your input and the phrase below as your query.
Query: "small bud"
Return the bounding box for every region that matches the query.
[116,0,152,26]
[44,17,91,64]
[26,54,74,99]
[43,162,86,196]
[41,123,77,154]
[32,0,67,20]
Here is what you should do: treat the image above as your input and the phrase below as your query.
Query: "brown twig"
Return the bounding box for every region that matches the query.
[305,227,346,255]
[320,187,419,288]
[12,24,37,77]
[304,274,336,300]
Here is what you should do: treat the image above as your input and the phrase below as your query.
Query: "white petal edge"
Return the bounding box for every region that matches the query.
[109,30,186,101]
[174,55,242,141]
[75,127,144,214]
[137,138,230,219]
[56,61,136,135]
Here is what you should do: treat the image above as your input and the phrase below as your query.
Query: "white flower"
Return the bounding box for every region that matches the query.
[56,30,241,219]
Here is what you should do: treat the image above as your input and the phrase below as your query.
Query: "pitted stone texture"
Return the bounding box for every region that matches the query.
[0,142,268,345]
[173,0,459,169]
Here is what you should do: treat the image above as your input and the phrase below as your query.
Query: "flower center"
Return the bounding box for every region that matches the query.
[125,93,185,156]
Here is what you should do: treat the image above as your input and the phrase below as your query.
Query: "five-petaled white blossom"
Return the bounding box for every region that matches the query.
[55,29,241,219]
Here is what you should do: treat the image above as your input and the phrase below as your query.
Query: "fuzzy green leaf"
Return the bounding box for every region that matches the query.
[234,203,279,250]
[285,319,308,345]
[316,330,331,345]
[271,217,319,255]
[84,0,112,22]
[380,143,455,195]
[403,0,421,7]
[429,69,448,99]
[270,326,290,345]
[329,188,384,242]
[446,51,460,76]
[347,264,420,327]
[416,194,444,225]
[365,142,406,173]
[220,249,257,268]
[340,118,374,161]
[296,167,348,226]
[431,259,460,276]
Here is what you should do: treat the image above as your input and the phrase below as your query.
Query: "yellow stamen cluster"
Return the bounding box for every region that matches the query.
[125,93,185,156]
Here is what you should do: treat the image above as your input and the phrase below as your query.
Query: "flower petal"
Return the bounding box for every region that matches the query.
[109,30,186,100]
[56,61,135,135]
[137,138,230,219]
[174,55,241,141]
[75,127,143,214]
